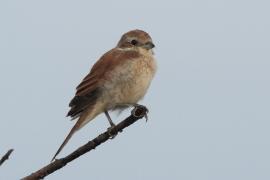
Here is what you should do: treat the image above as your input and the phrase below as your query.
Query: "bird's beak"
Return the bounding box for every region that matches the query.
[143,42,155,50]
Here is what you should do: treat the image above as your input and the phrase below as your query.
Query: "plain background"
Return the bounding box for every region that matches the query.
[1,0,270,179]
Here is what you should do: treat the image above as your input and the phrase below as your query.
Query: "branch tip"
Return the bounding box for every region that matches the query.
[0,149,14,166]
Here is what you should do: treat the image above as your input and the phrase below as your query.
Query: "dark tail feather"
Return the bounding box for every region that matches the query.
[51,123,80,162]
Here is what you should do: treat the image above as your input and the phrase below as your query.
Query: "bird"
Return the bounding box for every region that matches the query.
[51,29,157,161]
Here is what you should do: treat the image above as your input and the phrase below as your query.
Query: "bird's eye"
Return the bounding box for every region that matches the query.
[130,39,138,46]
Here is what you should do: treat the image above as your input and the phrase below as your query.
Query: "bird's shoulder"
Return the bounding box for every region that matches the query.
[91,48,141,75]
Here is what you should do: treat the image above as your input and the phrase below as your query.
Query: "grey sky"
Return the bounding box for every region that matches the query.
[1,0,270,179]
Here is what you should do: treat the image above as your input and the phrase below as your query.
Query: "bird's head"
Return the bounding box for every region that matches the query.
[117,29,155,51]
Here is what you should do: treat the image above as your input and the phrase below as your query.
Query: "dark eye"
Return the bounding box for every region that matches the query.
[130,39,138,45]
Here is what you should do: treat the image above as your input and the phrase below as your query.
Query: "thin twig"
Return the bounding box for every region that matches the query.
[0,149,14,166]
[21,106,148,180]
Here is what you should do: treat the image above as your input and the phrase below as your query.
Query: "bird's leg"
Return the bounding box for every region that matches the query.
[104,111,118,139]
[105,110,115,127]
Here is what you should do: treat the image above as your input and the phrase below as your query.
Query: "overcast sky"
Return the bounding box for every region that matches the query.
[1,0,270,179]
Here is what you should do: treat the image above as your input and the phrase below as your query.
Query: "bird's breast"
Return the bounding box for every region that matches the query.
[102,53,157,109]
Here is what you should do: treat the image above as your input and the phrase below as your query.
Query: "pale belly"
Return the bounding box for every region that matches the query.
[102,56,156,110]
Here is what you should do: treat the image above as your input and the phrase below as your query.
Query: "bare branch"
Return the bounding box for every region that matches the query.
[21,106,148,180]
[0,149,14,166]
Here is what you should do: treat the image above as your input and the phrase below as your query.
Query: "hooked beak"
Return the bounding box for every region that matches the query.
[143,42,155,50]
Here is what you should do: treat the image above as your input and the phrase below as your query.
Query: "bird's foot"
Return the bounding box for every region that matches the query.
[107,125,118,139]
[131,104,149,122]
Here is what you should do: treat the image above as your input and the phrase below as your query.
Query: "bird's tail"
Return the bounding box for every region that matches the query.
[51,120,79,162]
[51,103,102,162]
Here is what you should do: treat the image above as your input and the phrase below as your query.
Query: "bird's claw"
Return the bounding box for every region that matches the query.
[131,105,149,122]
[107,126,117,139]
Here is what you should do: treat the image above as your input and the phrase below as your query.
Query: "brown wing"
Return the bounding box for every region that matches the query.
[66,48,140,119]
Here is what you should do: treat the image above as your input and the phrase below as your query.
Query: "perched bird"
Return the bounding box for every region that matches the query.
[52,29,157,161]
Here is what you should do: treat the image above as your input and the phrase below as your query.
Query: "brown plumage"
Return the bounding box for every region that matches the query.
[52,29,157,161]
